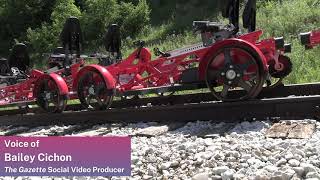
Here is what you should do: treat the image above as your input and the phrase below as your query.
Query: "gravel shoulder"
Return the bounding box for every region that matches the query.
[1,120,319,180]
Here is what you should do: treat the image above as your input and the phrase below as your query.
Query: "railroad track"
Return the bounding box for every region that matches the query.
[0,94,320,128]
[1,82,320,116]
[0,82,320,128]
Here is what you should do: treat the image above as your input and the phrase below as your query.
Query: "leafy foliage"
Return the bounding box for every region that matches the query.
[26,0,81,65]
[81,0,118,48]
[1,0,320,85]
[0,0,56,56]
[81,0,150,50]
[253,0,320,84]
[257,0,320,38]
[116,0,150,38]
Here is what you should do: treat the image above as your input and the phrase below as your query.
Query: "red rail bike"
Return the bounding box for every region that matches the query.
[72,0,294,110]
[0,1,296,113]
[73,20,292,110]
[0,43,83,113]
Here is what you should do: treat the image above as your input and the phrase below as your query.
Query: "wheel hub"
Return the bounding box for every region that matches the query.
[220,65,242,85]
[88,86,95,95]
[226,70,236,80]
[45,92,51,100]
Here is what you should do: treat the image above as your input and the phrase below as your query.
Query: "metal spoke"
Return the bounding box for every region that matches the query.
[244,72,257,76]
[249,75,258,85]
[207,69,220,79]
[85,72,94,84]
[238,79,252,92]
[248,75,257,81]
[95,94,103,105]
[44,79,49,91]
[86,95,93,104]
[43,101,49,110]
[224,49,232,65]
[95,85,107,106]
[250,80,257,87]
[52,93,59,107]
[239,60,254,70]
[220,84,230,98]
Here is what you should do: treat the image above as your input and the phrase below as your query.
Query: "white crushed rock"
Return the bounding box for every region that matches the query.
[1,120,320,180]
[127,120,320,179]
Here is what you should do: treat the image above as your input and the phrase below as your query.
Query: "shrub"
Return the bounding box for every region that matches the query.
[81,0,150,50]
[27,0,81,66]
[257,0,320,38]
[117,0,150,38]
[80,0,118,49]
[256,0,320,84]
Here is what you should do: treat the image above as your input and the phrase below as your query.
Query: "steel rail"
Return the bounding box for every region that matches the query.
[0,95,319,128]
[0,82,320,117]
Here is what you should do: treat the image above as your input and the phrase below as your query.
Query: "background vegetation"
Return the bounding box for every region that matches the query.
[0,0,319,84]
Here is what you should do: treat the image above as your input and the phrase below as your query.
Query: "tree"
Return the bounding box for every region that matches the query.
[0,0,56,56]
[81,0,150,50]
[117,0,150,37]
[27,0,81,64]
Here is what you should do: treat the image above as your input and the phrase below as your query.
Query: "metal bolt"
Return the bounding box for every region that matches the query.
[229,65,233,68]
[237,74,241,77]
[89,86,95,95]
[45,93,51,100]
[221,72,225,76]
[228,81,232,84]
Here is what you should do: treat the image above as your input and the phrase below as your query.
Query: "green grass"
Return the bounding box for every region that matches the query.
[285,41,320,84]
[254,0,320,84]
[36,0,320,86]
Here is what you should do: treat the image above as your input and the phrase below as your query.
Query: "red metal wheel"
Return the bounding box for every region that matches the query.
[77,70,113,110]
[205,45,266,101]
[36,78,67,113]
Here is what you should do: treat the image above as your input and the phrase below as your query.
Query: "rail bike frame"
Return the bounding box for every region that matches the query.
[0,70,43,106]
[73,29,290,107]
[300,30,320,49]
[44,58,85,97]
[102,31,283,90]
[0,60,83,111]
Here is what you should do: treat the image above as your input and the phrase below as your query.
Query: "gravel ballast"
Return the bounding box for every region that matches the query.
[1,120,319,180]
[126,120,320,180]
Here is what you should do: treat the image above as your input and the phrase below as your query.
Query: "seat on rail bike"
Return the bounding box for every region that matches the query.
[193,21,237,47]
[47,17,84,70]
[0,58,10,76]
[0,43,30,86]
[98,24,122,66]
[192,0,257,47]
[59,16,83,69]
[8,43,30,73]
[48,47,65,69]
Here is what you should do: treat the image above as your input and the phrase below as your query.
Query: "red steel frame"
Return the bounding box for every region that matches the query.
[0,69,43,106]
[74,30,286,93]
[0,60,84,107]
[306,30,320,48]
[300,29,320,48]
[0,30,289,112]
